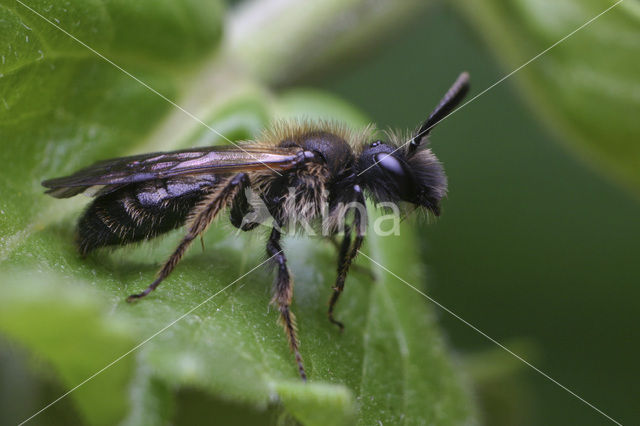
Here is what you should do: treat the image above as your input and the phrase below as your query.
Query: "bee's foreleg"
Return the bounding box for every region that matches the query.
[127,173,250,302]
[326,233,376,280]
[327,225,351,331]
[328,185,368,331]
[267,227,307,381]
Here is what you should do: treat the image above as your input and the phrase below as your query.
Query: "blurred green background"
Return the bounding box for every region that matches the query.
[318,3,639,425]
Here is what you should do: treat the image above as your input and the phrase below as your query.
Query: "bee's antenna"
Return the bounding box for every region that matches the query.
[408,72,470,155]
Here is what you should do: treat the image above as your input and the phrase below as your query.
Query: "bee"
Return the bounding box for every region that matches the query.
[42,72,470,380]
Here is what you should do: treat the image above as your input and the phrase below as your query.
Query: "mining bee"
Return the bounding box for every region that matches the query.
[42,72,470,380]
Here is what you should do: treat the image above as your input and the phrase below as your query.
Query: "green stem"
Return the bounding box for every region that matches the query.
[143,0,434,150]
[226,0,432,86]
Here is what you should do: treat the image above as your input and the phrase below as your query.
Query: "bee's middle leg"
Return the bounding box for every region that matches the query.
[127,173,250,301]
[267,227,307,381]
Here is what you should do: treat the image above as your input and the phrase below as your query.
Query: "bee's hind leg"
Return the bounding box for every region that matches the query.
[267,227,307,381]
[127,173,250,302]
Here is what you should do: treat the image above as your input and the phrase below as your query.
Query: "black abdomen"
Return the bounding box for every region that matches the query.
[77,176,219,254]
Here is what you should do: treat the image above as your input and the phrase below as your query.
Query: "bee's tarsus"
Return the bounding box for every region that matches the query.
[328,316,345,332]
[126,293,142,303]
[126,277,162,302]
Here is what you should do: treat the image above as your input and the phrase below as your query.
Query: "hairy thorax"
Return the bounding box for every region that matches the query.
[239,130,357,233]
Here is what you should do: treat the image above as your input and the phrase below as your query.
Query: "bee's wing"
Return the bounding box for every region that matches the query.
[43,146,303,198]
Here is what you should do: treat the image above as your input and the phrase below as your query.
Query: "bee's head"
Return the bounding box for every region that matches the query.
[355,72,469,216]
[356,140,447,215]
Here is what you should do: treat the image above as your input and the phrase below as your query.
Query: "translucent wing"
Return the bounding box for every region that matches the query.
[43,145,303,198]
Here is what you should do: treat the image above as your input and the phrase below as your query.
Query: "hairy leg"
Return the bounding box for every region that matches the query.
[267,227,307,380]
[326,235,375,280]
[328,185,368,330]
[127,173,249,301]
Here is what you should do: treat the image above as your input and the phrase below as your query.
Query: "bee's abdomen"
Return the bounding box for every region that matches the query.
[77,176,218,255]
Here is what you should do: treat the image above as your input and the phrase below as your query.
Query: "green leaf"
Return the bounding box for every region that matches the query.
[453,0,640,191]
[0,273,138,425]
[0,1,474,424]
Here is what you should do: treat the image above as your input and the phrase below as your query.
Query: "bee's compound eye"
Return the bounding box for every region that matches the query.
[374,153,405,177]
[370,140,382,148]
[373,152,416,200]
